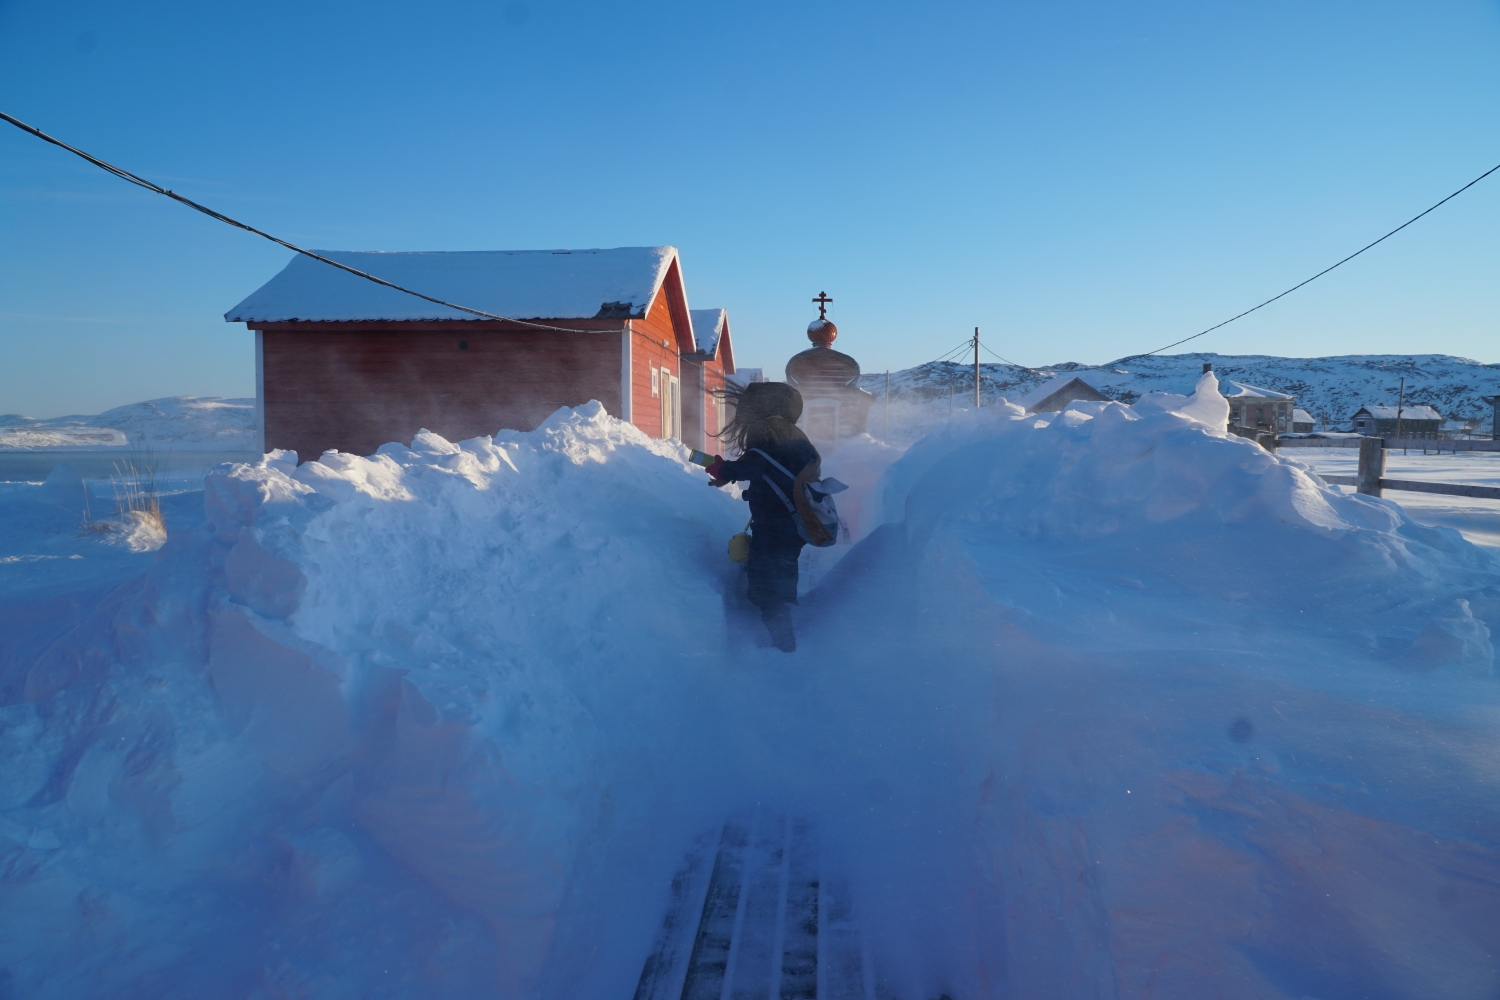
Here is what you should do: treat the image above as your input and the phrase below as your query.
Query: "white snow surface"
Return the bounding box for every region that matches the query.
[1218,378,1292,400]
[0,396,257,451]
[5,379,1500,998]
[225,247,678,323]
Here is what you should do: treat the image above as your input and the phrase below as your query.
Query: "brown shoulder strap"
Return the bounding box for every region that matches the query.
[792,459,834,546]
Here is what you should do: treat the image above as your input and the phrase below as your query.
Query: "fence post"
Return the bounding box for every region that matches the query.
[1357,438,1385,497]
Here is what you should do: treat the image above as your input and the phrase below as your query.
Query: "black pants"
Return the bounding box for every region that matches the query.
[746,529,804,612]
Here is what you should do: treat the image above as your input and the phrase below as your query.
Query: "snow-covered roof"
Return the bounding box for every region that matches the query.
[690,308,726,356]
[1219,380,1292,400]
[1293,408,1314,424]
[1353,405,1443,422]
[1014,376,1108,412]
[225,247,679,323]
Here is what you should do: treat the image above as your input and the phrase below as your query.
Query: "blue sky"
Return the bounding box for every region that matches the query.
[2,0,1498,416]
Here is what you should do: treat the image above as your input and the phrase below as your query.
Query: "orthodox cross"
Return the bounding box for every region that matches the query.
[812,291,833,320]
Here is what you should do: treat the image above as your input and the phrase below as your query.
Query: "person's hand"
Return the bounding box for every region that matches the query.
[704,456,725,478]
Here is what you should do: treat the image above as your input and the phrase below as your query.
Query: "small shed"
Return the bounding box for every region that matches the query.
[1221,381,1294,434]
[1292,408,1315,433]
[683,308,736,452]
[1015,376,1111,414]
[1350,404,1442,439]
[226,246,729,459]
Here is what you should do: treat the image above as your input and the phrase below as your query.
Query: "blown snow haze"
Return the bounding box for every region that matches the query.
[3,376,1500,998]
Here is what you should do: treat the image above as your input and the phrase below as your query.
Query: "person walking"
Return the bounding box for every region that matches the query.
[702,382,831,652]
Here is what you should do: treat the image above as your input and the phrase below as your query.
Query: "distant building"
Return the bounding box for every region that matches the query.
[1015,376,1111,413]
[1442,416,1485,439]
[1221,381,1294,434]
[1350,404,1442,439]
[1291,408,1315,433]
[226,246,736,459]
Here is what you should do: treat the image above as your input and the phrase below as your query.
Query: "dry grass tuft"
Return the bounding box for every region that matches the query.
[110,458,164,534]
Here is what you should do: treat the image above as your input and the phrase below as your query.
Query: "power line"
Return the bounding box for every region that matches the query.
[978,342,1045,374]
[880,339,975,380]
[0,110,614,335]
[1118,158,1500,364]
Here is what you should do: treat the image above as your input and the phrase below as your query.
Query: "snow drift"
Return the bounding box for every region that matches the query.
[4,377,1500,999]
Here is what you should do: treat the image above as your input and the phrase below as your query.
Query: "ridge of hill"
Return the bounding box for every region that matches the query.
[0,396,257,451]
[863,352,1500,429]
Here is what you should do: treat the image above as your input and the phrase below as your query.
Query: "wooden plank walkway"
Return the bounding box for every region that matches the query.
[634,814,874,1000]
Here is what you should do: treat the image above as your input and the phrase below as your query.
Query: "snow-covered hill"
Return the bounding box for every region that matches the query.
[863,352,1500,431]
[0,396,257,451]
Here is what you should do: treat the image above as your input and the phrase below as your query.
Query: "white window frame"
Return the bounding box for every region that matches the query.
[660,372,681,440]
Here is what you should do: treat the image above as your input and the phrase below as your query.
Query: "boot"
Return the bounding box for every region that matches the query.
[762,605,796,652]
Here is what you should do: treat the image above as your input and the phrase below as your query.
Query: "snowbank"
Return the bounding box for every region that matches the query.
[806,372,1500,996]
[878,373,1497,663]
[0,403,750,997]
[5,378,1500,999]
[0,396,257,451]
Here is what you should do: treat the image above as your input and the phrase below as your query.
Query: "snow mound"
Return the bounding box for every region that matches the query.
[879,372,1497,664]
[802,375,1500,996]
[1,401,747,997]
[5,384,1500,999]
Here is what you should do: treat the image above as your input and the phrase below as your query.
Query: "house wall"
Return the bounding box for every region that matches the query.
[1229,399,1293,433]
[257,322,623,459]
[680,359,706,452]
[703,360,727,442]
[1353,415,1441,439]
[627,281,688,439]
[680,357,729,452]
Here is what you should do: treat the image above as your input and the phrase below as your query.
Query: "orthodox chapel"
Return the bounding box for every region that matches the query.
[785,292,874,449]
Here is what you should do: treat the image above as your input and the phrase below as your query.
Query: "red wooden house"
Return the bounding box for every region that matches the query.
[225,246,736,460]
[683,307,735,452]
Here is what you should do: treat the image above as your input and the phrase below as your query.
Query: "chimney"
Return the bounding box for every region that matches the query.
[1202,362,1213,374]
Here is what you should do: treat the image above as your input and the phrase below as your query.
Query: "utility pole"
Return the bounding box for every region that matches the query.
[973,327,981,409]
[1396,377,1406,455]
[884,370,890,442]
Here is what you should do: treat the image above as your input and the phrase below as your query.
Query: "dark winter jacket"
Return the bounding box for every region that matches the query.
[715,438,821,546]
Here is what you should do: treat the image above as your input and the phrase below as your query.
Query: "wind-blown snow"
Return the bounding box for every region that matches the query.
[4,379,1500,999]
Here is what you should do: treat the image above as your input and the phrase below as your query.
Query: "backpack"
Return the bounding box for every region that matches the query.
[749,448,848,548]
